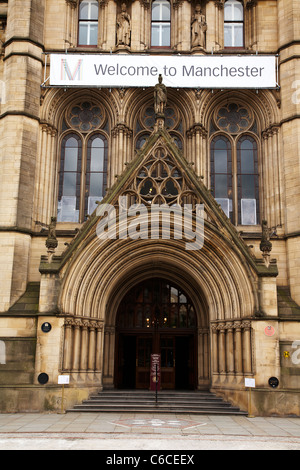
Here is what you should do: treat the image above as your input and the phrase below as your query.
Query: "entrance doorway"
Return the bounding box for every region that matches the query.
[115,278,198,390]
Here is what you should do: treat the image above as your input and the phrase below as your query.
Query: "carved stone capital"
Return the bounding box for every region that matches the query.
[65,0,78,9]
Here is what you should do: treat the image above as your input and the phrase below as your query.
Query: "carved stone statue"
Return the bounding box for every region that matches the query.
[154,74,167,116]
[46,216,58,262]
[116,3,131,46]
[191,5,207,48]
[260,220,272,267]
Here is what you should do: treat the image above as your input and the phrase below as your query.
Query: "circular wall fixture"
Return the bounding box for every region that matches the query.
[268,377,279,388]
[41,322,52,333]
[264,325,275,337]
[38,373,49,385]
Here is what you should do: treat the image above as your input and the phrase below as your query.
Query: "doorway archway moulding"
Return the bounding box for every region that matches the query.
[38,125,278,391]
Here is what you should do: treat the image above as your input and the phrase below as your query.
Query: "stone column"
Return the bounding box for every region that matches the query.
[72,320,81,379]
[211,323,219,379]
[242,321,252,375]
[225,322,235,379]
[217,323,226,377]
[95,323,104,385]
[179,0,191,51]
[234,321,243,380]
[63,320,73,371]
[80,321,89,379]
[88,322,97,380]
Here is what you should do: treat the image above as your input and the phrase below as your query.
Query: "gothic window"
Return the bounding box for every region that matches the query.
[135,103,183,151]
[78,0,99,46]
[210,136,233,222]
[136,146,183,206]
[57,101,108,223]
[224,0,244,48]
[85,135,108,219]
[237,136,259,225]
[210,104,259,226]
[116,279,196,329]
[151,0,171,47]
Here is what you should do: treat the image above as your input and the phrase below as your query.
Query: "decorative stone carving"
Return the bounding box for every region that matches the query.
[191,5,207,48]
[260,220,272,267]
[45,217,58,262]
[154,74,167,117]
[116,3,131,46]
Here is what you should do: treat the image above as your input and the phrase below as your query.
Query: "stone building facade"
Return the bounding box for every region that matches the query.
[0,0,300,415]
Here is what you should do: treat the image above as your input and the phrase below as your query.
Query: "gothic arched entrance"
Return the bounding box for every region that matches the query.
[115,278,202,390]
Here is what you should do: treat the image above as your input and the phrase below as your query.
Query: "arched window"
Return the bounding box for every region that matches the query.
[151,0,171,47]
[85,135,108,218]
[237,136,259,225]
[135,103,183,151]
[57,101,108,223]
[210,136,233,222]
[210,104,260,226]
[78,0,99,46]
[224,0,244,48]
[58,135,82,222]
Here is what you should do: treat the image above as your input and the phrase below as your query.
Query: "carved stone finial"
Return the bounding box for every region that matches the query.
[260,220,272,267]
[45,216,58,263]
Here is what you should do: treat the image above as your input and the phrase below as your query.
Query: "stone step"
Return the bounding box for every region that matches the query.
[67,390,248,415]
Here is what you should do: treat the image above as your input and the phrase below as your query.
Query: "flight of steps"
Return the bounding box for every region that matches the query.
[67,389,247,415]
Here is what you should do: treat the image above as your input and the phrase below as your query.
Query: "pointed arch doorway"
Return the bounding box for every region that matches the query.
[115,278,206,390]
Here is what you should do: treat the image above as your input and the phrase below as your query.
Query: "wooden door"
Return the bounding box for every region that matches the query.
[160,336,175,389]
[136,336,152,389]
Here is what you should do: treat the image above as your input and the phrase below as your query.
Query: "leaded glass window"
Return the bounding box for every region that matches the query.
[210,136,233,222]
[210,103,260,226]
[57,101,108,222]
[237,136,259,225]
[116,279,196,329]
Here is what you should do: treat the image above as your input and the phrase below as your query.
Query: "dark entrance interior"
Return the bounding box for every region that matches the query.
[119,336,136,389]
[115,278,197,390]
[175,336,190,389]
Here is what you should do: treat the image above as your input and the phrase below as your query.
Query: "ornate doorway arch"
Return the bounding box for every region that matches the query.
[115,277,204,390]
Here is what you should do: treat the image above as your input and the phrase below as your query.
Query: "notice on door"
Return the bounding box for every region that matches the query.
[150,354,161,391]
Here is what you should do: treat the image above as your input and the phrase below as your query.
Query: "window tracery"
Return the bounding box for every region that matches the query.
[122,143,200,209]
[57,100,108,223]
[134,103,183,151]
[210,102,259,226]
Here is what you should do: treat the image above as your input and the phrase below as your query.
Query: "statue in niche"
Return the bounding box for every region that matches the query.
[154,74,167,116]
[191,5,207,48]
[116,3,131,46]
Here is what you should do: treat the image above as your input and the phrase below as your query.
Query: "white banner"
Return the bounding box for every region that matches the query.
[50,54,277,89]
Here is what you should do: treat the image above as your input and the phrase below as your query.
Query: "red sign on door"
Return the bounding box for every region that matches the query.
[150,354,161,391]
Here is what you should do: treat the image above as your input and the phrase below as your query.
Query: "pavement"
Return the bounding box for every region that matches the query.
[1,412,300,451]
